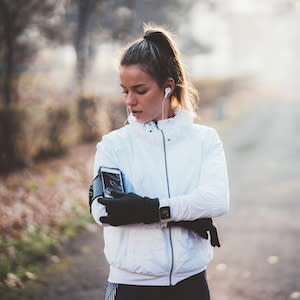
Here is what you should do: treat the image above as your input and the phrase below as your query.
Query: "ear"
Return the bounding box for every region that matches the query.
[164,77,176,97]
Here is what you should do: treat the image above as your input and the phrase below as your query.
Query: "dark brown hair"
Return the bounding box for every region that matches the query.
[120,24,198,113]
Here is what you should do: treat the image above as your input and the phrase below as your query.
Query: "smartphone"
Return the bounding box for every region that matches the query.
[99,166,125,198]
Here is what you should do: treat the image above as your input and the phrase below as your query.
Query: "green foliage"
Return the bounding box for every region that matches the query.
[0,230,55,282]
[17,231,55,261]
[0,209,93,288]
[0,254,11,280]
[45,174,63,187]
[58,205,93,238]
[26,181,39,191]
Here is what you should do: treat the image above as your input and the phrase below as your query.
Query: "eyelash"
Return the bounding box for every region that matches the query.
[121,90,147,95]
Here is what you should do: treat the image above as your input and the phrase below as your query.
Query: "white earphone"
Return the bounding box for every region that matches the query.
[164,87,171,98]
[162,87,171,120]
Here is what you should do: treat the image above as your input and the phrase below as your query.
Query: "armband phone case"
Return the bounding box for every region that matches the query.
[99,166,125,198]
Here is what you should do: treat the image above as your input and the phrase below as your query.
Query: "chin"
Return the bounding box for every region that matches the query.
[135,117,148,123]
[132,114,148,123]
[132,113,160,124]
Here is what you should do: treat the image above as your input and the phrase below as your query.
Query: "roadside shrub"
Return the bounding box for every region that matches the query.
[35,104,70,160]
[193,78,235,107]
[106,99,127,130]
[0,105,28,173]
[77,96,99,142]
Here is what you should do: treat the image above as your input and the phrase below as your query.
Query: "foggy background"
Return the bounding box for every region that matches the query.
[16,0,300,98]
[1,0,300,299]
[3,0,300,104]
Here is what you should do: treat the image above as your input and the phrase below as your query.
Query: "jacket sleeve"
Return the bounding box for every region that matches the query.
[91,136,119,226]
[160,128,230,221]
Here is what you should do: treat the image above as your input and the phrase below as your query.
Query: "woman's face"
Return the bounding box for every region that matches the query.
[120,64,166,123]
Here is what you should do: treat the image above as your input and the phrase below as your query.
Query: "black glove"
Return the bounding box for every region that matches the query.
[168,218,221,247]
[97,190,160,226]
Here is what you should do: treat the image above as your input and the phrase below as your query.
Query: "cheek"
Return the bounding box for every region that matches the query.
[146,91,162,109]
[145,98,162,115]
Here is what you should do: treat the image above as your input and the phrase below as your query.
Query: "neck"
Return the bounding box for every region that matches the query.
[161,99,175,121]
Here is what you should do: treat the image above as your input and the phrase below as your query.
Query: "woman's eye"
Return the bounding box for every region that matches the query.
[137,90,147,95]
[122,90,128,94]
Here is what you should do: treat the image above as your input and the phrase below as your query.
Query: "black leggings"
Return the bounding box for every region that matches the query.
[104,271,210,300]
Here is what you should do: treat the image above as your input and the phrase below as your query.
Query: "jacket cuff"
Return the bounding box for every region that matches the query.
[91,198,108,226]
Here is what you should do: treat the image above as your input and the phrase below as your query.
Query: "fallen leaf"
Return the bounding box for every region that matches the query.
[81,245,91,254]
[25,271,37,280]
[216,263,227,271]
[290,292,300,299]
[50,255,61,263]
[266,256,279,264]
[4,273,24,289]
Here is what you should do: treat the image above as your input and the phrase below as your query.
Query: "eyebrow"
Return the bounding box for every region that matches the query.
[120,83,146,89]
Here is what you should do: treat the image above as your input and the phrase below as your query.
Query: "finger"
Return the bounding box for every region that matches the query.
[100,216,124,226]
[196,231,208,239]
[97,197,111,205]
[100,216,114,224]
[168,221,186,227]
[167,221,175,227]
[210,228,221,247]
[110,190,126,198]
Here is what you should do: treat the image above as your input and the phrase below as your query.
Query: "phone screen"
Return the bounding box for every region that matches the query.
[102,171,124,194]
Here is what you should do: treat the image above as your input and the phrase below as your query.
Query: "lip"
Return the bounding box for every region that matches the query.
[130,110,142,116]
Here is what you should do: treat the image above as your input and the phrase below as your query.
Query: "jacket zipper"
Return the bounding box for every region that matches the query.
[155,124,174,286]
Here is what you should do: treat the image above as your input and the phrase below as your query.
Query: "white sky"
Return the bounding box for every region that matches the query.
[185,0,300,81]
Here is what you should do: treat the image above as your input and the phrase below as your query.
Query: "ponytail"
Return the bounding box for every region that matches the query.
[120,24,198,113]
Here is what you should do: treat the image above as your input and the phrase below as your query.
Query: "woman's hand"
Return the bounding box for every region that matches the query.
[168,218,221,247]
[98,191,159,226]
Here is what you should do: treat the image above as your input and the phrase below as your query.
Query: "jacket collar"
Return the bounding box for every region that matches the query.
[127,109,194,140]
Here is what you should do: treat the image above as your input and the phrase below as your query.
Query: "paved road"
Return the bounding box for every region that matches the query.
[207,97,300,300]
[4,97,300,299]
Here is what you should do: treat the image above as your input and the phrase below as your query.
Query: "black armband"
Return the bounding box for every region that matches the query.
[89,175,103,213]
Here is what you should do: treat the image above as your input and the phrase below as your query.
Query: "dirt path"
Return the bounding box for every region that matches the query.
[3,96,300,300]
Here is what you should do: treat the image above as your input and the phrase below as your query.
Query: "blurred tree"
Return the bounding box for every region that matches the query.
[0,0,60,105]
[72,0,98,95]
[66,0,134,95]
[65,0,198,95]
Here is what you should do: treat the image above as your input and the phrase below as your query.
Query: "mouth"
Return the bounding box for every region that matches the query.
[130,110,142,116]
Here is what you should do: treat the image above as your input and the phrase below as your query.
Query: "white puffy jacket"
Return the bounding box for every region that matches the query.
[91,109,229,286]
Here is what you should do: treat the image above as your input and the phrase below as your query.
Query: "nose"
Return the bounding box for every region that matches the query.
[125,91,137,107]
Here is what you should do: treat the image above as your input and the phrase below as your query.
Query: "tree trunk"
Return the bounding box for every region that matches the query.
[74,0,96,96]
[1,1,17,106]
[3,40,15,105]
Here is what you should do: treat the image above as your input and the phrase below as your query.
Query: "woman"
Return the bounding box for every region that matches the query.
[90,25,229,300]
